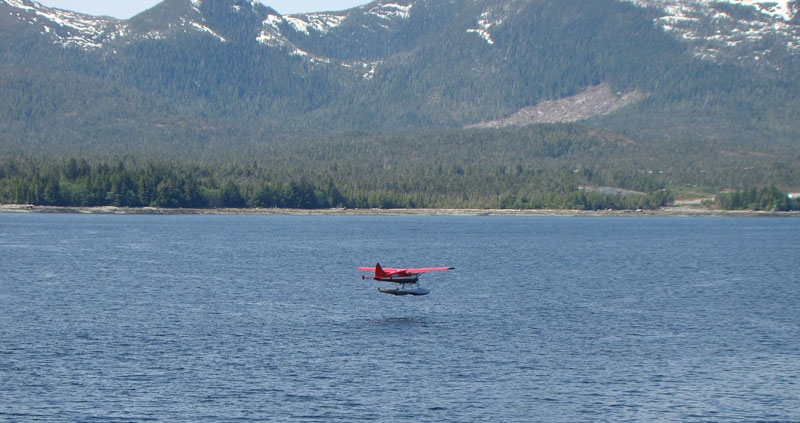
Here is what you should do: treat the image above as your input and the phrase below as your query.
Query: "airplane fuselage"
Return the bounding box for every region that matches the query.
[374,275,420,283]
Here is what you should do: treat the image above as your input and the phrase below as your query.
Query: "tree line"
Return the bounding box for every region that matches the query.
[0,158,342,209]
[0,157,676,210]
[708,187,798,211]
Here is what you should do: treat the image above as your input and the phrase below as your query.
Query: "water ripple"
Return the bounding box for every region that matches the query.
[1,215,798,422]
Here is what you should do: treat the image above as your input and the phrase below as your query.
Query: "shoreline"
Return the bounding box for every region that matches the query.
[1,204,797,217]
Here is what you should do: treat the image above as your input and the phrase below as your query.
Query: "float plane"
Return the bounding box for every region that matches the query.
[358,263,454,296]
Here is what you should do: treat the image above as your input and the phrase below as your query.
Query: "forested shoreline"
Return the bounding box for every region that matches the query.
[709,188,798,211]
[0,157,676,210]
[1,157,796,211]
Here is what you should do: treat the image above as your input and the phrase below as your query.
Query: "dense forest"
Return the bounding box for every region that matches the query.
[1,123,797,211]
[0,155,675,210]
[3,155,796,211]
[709,187,798,211]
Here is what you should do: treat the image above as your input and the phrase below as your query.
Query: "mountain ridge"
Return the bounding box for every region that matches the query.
[4,0,797,64]
[1,0,799,152]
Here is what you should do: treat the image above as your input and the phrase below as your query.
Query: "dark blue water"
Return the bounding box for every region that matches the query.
[1,214,798,422]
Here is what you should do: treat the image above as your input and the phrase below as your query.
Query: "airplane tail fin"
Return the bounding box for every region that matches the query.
[374,263,388,277]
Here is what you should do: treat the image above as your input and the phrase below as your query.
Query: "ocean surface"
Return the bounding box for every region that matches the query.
[1,214,798,422]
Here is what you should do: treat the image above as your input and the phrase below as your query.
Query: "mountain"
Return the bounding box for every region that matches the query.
[1,0,799,163]
[630,0,799,69]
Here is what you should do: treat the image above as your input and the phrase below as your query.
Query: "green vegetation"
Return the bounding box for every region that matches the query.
[709,187,798,211]
[0,155,673,210]
[1,123,797,211]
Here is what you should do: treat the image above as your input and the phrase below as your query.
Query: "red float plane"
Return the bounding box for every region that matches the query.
[358,263,454,296]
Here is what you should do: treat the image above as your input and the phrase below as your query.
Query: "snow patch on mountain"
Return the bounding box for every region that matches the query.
[626,0,800,65]
[286,46,381,79]
[189,20,226,42]
[730,0,796,21]
[257,12,346,48]
[283,13,346,34]
[4,0,126,49]
[340,59,382,79]
[366,2,412,20]
[302,13,346,32]
[630,0,797,21]
[467,8,507,45]
[250,9,379,79]
[284,16,312,33]
[256,13,284,45]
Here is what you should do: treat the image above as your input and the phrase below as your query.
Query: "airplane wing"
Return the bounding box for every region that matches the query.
[357,264,453,275]
[404,267,455,273]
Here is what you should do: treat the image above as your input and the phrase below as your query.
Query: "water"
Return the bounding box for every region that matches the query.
[1,214,798,422]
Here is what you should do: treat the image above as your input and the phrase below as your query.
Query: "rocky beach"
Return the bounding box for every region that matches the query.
[1,204,796,217]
